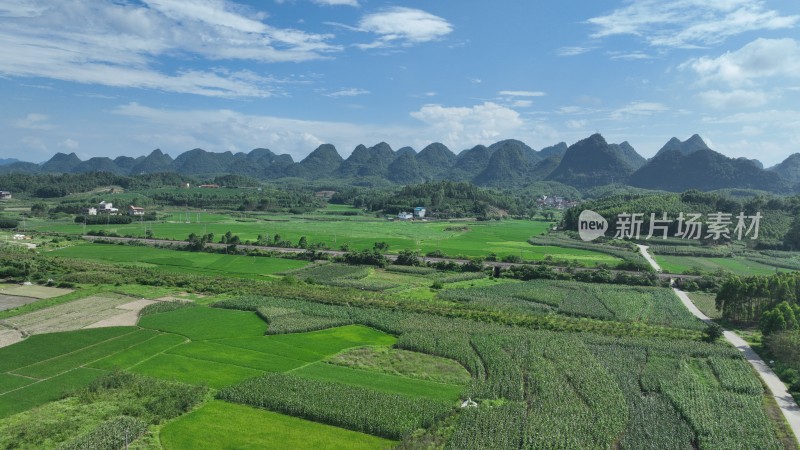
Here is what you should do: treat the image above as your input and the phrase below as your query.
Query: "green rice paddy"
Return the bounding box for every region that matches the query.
[160,400,395,450]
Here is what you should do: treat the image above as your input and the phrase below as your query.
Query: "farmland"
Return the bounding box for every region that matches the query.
[27,212,619,263]
[49,243,308,279]
[653,254,790,275]
[160,400,394,450]
[0,216,797,448]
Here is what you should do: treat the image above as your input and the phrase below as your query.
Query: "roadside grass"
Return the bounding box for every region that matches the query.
[49,243,308,279]
[138,306,267,340]
[686,291,723,320]
[293,362,463,402]
[159,400,395,450]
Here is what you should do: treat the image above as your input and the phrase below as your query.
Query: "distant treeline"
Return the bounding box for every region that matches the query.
[331,181,549,218]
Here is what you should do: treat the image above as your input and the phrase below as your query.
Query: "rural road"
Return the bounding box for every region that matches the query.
[638,245,800,443]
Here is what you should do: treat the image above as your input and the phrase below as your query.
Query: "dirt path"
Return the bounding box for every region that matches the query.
[637,245,800,443]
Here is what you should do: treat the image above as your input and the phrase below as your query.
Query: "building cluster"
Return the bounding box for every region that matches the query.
[83,201,144,216]
[397,207,426,220]
[536,195,578,209]
[0,191,11,200]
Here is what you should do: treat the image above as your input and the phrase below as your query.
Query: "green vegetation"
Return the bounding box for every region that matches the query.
[160,400,395,450]
[293,362,463,402]
[439,279,706,330]
[217,372,454,440]
[655,254,787,275]
[51,243,308,279]
[326,346,471,385]
[0,372,206,450]
[138,306,267,340]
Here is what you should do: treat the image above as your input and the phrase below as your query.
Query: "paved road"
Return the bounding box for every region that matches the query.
[637,245,800,443]
[635,244,662,272]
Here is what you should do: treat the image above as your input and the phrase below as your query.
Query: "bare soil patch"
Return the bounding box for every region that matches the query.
[0,284,73,299]
[0,294,39,311]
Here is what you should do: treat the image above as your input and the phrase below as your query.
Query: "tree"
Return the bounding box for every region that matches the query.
[703,323,724,342]
[298,236,308,249]
[373,241,389,252]
[395,249,420,266]
[784,216,800,250]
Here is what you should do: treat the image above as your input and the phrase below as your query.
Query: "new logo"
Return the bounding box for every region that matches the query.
[578,210,608,241]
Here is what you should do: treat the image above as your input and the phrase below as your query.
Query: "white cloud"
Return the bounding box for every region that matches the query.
[356,7,452,49]
[410,102,526,148]
[0,0,340,98]
[566,120,587,130]
[698,89,769,109]
[588,0,798,48]
[683,38,800,87]
[325,88,370,97]
[512,100,533,108]
[312,0,359,6]
[21,136,47,152]
[13,113,53,130]
[498,90,546,97]
[610,102,668,120]
[556,46,594,57]
[59,139,79,149]
[609,51,653,61]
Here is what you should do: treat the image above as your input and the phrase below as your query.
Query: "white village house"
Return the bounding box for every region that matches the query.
[397,212,413,220]
[128,206,145,216]
[97,201,119,214]
[413,207,426,218]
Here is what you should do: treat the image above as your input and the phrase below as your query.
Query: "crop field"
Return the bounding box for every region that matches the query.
[29,214,619,262]
[211,295,785,449]
[50,243,308,279]
[2,294,137,335]
[439,279,707,330]
[160,400,395,450]
[654,254,789,275]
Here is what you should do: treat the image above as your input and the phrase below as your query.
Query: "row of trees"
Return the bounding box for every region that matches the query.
[715,272,800,323]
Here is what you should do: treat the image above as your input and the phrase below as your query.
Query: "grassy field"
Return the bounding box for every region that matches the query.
[292,362,463,402]
[687,291,723,320]
[30,214,618,262]
[654,254,789,275]
[160,400,395,450]
[49,243,309,279]
[138,306,267,340]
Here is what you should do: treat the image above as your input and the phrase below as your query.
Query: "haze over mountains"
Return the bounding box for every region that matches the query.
[3,134,799,194]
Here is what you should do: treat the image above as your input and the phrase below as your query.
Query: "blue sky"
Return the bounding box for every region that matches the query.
[1,0,799,166]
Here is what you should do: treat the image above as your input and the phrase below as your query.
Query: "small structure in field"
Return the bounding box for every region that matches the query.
[128,206,145,216]
[83,207,97,216]
[398,212,413,220]
[460,398,478,408]
[0,191,11,199]
[413,207,426,218]
[97,201,118,214]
